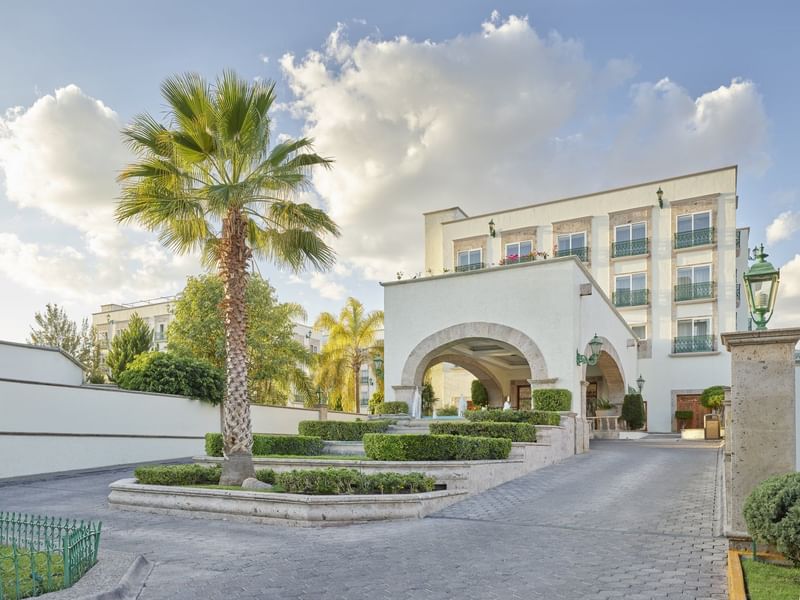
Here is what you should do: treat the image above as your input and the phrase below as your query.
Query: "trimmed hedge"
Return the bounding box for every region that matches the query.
[375,401,409,415]
[744,472,800,565]
[205,433,323,457]
[275,468,435,495]
[363,433,511,461]
[428,421,536,442]
[532,388,572,412]
[118,352,224,405]
[465,409,561,426]
[674,410,694,422]
[622,393,646,430]
[134,464,221,485]
[436,406,458,417]
[298,420,392,441]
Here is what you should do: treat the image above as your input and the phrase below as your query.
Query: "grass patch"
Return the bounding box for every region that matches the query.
[1,545,65,599]
[742,558,800,600]
[254,454,370,461]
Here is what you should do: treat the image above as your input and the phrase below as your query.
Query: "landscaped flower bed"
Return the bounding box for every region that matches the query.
[205,433,323,457]
[297,420,392,441]
[464,409,561,426]
[363,433,511,461]
[428,421,536,442]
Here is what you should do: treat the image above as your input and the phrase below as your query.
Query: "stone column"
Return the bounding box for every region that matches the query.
[720,328,800,538]
[391,385,416,411]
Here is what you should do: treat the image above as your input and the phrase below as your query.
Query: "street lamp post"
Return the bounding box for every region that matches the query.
[743,244,781,330]
[636,375,645,393]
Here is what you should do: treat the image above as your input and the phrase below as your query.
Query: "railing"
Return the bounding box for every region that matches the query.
[736,229,741,253]
[674,281,715,301]
[673,335,715,354]
[554,246,588,262]
[0,512,101,599]
[587,416,623,432]
[736,283,741,307]
[612,289,649,307]
[611,238,649,258]
[503,254,536,265]
[454,262,485,273]
[360,376,370,385]
[674,227,715,249]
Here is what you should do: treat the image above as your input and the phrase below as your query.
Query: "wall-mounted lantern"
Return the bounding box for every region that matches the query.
[488,219,496,238]
[656,187,664,209]
[373,354,384,378]
[636,374,645,393]
[743,244,781,330]
[576,333,603,366]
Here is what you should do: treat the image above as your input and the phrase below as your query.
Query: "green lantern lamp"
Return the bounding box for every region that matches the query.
[743,244,780,330]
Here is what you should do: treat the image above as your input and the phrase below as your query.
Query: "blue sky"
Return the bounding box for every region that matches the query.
[0,1,798,340]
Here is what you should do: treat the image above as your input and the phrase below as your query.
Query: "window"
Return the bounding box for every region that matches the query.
[612,222,648,257]
[613,273,648,306]
[456,248,483,272]
[631,325,647,340]
[675,265,713,301]
[555,232,588,261]
[505,240,533,263]
[674,318,714,353]
[675,211,714,248]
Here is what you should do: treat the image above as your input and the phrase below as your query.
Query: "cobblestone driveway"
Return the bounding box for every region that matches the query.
[0,440,726,599]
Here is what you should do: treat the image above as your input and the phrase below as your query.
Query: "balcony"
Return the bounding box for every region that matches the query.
[360,376,370,385]
[503,254,536,265]
[455,262,485,273]
[554,246,588,262]
[612,289,649,307]
[673,335,715,354]
[674,227,715,249]
[674,281,715,302]
[611,238,649,258]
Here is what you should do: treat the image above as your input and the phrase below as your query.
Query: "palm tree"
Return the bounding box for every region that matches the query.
[314,298,383,413]
[116,72,339,484]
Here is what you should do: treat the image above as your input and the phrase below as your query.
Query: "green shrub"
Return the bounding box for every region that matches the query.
[369,391,384,415]
[255,469,276,484]
[465,409,561,426]
[298,420,391,441]
[275,468,436,495]
[700,385,725,411]
[134,464,221,485]
[375,401,409,415]
[532,389,572,412]
[674,410,694,422]
[204,433,323,457]
[471,380,489,408]
[744,472,800,565]
[436,406,458,416]
[118,352,224,405]
[363,433,511,461]
[622,393,646,430]
[429,421,536,442]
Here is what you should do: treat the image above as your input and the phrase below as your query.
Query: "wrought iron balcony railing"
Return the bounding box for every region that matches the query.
[612,289,650,307]
[674,281,715,301]
[611,238,649,258]
[554,246,588,262]
[673,335,715,354]
[455,262,485,273]
[504,254,536,265]
[674,227,715,249]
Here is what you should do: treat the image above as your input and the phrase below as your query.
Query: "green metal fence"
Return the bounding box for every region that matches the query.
[0,513,101,600]
[555,246,588,262]
[611,238,649,258]
[674,227,715,249]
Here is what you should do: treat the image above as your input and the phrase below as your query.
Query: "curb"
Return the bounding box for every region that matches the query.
[77,555,153,600]
[727,550,746,600]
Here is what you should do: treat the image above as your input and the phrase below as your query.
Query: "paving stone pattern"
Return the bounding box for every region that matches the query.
[0,440,726,599]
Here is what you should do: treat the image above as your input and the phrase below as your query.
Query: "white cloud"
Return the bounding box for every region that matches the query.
[280,13,769,280]
[309,272,346,300]
[767,211,800,245]
[772,255,800,329]
[259,54,270,64]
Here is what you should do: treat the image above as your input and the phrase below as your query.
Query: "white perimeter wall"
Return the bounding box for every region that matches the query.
[0,378,358,479]
[0,341,84,386]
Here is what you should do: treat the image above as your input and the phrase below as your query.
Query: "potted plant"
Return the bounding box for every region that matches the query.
[674,410,693,431]
[595,397,616,417]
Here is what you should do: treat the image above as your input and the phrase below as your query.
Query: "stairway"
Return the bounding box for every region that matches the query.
[386,419,432,435]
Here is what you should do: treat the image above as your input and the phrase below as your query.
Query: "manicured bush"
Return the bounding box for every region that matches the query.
[368,391,384,415]
[532,388,572,412]
[700,385,725,411]
[621,393,646,430]
[118,352,224,405]
[744,472,800,565]
[471,380,489,408]
[298,420,391,441]
[436,406,458,417]
[204,433,323,457]
[674,410,694,425]
[274,468,436,495]
[465,409,561,426]
[429,421,536,442]
[375,401,409,415]
[363,433,511,461]
[134,464,221,485]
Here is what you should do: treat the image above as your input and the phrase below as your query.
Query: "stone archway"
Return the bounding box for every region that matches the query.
[580,336,627,415]
[400,322,549,387]
[424,353,506,406]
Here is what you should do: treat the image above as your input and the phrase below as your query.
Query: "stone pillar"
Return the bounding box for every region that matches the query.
[720,328,800,538]
[391,385,416,411]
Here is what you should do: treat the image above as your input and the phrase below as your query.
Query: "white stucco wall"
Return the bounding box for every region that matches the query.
[383,258,637,415]
[0,341,84,385]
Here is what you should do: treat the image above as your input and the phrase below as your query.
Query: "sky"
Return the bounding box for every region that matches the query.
[0,0,799,341]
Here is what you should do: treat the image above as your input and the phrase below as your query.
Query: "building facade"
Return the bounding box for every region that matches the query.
[385,165,749,432]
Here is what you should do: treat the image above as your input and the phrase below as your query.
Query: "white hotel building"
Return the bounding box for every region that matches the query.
[382,165,751,433]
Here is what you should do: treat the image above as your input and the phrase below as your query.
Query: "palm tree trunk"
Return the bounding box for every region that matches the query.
[353,363,360,414]
[219,209,256,485]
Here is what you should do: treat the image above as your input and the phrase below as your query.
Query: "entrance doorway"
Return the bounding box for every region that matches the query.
[516,384,531,410]
[675,394,710,430]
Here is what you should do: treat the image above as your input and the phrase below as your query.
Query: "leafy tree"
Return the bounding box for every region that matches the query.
[29,303,83,357]
[85,327,106,383]
[168,274,313,406]
[368,391,384,415]
[622,393,646,430]
[106,313,152,381]
[314,298,384,413]
[117,352,224,404]
[421,379,437,417]
[116,71,338,484]
[471,380,489,408]
[700,385,725,413]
